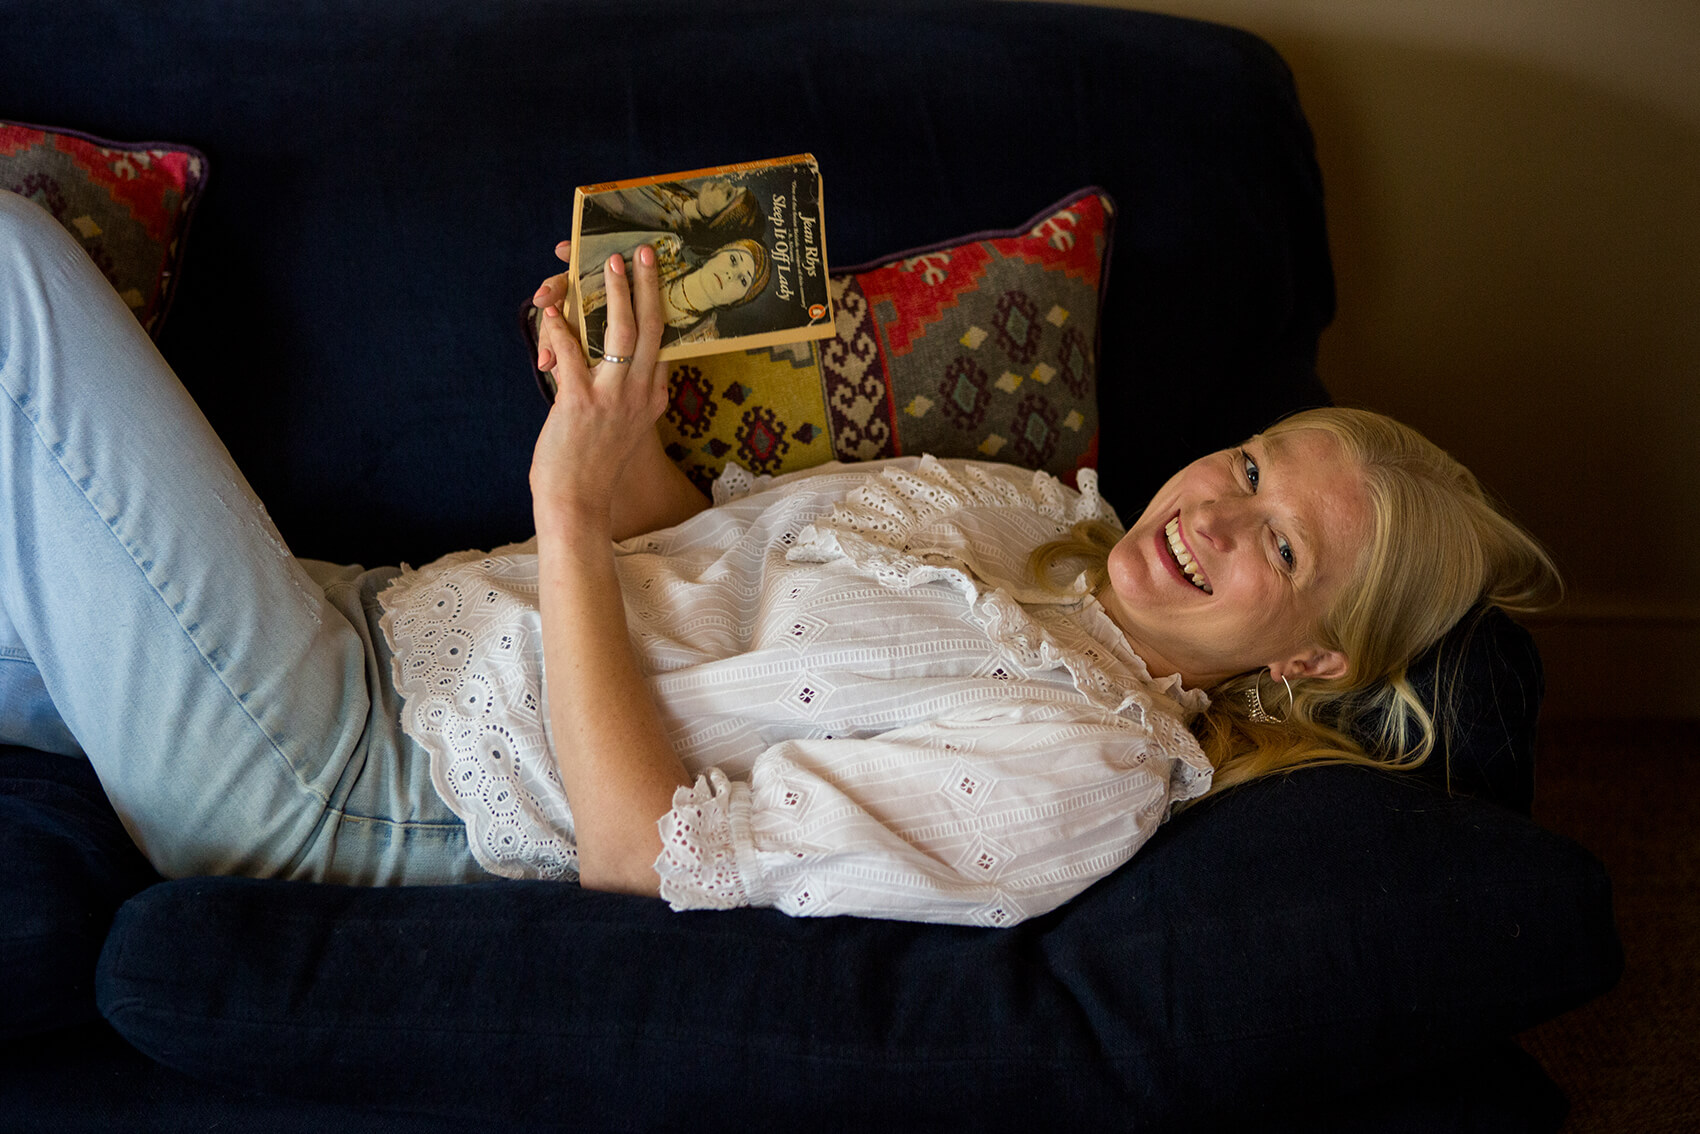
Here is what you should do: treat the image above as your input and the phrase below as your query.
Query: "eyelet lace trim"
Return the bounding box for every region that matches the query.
[820,456,1106,539]
[655,768,763,911]
[711,463,771,505]
[376,541,580,881]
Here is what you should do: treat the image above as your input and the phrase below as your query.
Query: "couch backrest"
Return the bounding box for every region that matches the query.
[2,0,1333,567]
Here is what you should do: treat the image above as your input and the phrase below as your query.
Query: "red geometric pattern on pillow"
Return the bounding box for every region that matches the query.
[989,194,1111,287]
[827,188,1114,487]
[0,125,44,158]
[61,139,203,249]
[853,241,993,358]
[0,121,207,338]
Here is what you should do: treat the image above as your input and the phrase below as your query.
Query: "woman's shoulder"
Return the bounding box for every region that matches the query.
[697,456,1113,546]
[840,455,1113,525]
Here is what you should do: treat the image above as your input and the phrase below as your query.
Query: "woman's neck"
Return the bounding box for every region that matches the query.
[1090,581,1208,689]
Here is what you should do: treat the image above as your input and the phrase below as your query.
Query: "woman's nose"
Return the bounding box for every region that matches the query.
[1191,498,1250,550]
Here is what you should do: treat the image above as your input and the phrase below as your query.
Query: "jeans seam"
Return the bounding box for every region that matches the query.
[0,374,334,811]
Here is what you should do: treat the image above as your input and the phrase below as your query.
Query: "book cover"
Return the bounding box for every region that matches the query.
[567,154,833,364]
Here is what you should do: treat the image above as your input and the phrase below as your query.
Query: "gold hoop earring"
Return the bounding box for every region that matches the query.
[1244,671,1295,724]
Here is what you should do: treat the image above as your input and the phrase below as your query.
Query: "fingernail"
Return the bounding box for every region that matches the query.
[608,253,624,276]
[638,244,655,266]
[544,305,559,318]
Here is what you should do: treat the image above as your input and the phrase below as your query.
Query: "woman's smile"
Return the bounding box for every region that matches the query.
[1161,515,1212,593]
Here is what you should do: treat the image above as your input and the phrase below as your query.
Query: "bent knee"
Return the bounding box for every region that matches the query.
[0,189,79,256]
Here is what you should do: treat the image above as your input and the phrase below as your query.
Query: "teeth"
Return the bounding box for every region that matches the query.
[1165,518,1212,593]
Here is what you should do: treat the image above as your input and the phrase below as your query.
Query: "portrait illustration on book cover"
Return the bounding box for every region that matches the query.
[569,155,832,363]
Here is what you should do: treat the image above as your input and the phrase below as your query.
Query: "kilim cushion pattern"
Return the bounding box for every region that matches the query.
[530,188,1112,491]
[0,123,207,339]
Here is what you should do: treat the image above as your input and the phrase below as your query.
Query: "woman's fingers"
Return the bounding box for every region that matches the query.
[535,273,572,370]
[596,252,639,380]
[540,304,589,392]
[629,245,664,355]
[533,242,574,370]
[533,266,572,308]
[627,244,670,414]
[534,271,571,369]
[536,316,556,372]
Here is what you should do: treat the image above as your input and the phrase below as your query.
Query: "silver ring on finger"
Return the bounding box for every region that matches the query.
[600,352,633,365]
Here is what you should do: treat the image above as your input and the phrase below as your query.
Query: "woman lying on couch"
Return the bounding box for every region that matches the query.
[0,191,1556,926]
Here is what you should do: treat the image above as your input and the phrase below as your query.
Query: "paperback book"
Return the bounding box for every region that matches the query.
[565,153,833,366]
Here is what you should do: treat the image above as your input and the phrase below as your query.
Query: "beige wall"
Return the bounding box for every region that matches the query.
[1044,0,1700,718]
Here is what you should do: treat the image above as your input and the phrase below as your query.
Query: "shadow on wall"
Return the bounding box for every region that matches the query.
[1260,33,1700,718]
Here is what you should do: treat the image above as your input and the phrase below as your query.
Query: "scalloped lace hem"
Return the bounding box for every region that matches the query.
[376,543,580,882]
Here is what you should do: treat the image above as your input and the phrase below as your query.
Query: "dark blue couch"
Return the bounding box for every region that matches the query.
[0,2,1619,1129]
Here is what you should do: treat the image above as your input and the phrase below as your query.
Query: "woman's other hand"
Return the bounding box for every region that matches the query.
[529,244,670,531]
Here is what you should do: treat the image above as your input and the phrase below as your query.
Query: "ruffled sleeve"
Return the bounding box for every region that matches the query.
[652,708,1212,927]
[656,768,761,910]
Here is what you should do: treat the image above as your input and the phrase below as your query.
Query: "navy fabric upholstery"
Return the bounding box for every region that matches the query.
[0,0,1617,1126]
[0,747,157,1039]
[95,767,1615,1130]
[1407,606,1547,813]
[0,1026,1568,1133]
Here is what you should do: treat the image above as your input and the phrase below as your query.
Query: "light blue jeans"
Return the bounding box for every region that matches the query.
[0,190,487,884]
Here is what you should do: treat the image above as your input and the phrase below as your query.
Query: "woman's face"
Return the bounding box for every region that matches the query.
[696,179,736,217]
[1097,428,1371,689]
[698,247,758,305]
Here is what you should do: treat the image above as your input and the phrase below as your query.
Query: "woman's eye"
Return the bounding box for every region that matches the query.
[1277,535,1295,570]
[1242,451,1260,490]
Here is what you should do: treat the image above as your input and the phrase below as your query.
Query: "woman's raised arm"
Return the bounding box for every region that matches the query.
[533,241,708,542]
[529,245,694,896]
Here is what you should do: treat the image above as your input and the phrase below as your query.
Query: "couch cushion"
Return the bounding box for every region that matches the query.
[97,766,1618,1128]
[0,747,158,1038]
[0,123,206,338]
[1403,606,1546,813]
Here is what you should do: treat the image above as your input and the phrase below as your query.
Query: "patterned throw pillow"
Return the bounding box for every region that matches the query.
[0,122,208,338]
[530,188,1112,490]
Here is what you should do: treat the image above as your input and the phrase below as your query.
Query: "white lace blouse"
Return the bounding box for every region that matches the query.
[378,456,1213,927]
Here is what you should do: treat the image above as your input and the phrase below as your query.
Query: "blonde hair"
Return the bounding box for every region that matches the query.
[1031,407,1561,797]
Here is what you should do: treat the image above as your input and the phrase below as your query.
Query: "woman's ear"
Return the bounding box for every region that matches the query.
[1271,646,1349,684]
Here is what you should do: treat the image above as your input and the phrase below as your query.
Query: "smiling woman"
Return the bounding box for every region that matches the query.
[1033,406,1561,797]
